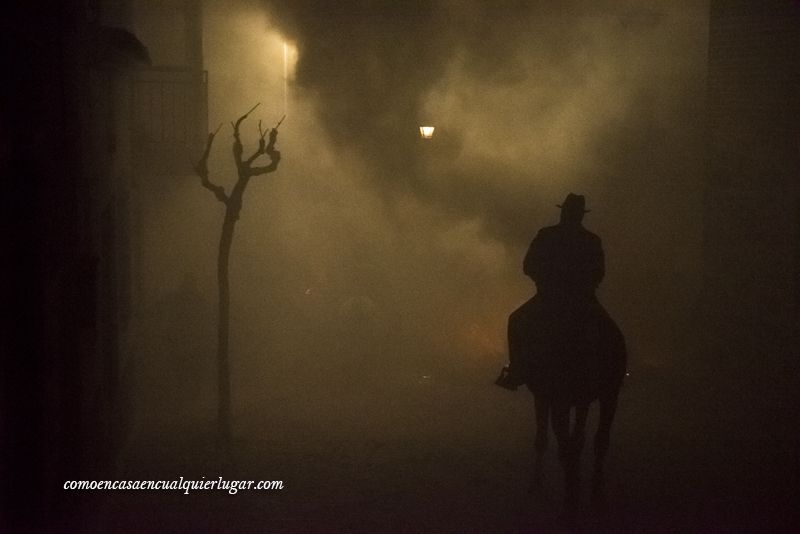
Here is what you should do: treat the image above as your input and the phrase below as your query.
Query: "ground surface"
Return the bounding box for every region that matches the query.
[85,358,798,533]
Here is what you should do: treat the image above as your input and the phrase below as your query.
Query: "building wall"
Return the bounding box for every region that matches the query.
[705,1,800,365]
[0,0,150,529]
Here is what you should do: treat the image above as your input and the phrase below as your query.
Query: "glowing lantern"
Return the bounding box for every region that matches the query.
[419,126,435,139]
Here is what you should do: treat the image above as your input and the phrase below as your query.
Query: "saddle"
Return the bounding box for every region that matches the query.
[500,296,622,402]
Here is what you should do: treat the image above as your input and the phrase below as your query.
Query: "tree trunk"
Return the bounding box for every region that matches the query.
[193,108,280,455]
[217,211,236,449]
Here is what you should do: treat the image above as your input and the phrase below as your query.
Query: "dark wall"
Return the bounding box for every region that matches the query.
[704,0,800,368]
[1,2,132,529]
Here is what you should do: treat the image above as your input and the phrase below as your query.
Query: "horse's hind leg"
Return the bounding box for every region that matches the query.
[568,403,589,503]
[551,403,580,517]
[592,391,619,503]
[530,392,550,491]
[573,403,589,456]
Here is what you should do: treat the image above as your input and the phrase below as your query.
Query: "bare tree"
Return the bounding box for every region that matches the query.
[193,103,281,450]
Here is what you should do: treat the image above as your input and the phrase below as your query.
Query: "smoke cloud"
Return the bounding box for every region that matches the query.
[141,0,708,417]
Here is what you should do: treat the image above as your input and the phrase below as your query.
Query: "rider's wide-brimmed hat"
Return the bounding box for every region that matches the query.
[557,193,590,213]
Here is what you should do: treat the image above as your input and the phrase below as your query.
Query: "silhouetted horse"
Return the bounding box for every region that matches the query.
[507,296,626,516]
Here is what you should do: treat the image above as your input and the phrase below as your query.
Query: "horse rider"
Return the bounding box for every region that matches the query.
[498,193,605,390]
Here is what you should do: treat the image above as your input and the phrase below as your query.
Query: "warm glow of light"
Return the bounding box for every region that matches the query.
[459,321,504,359]
[277,39,298,76]
[283,41,288,116]
[419,126,435,139]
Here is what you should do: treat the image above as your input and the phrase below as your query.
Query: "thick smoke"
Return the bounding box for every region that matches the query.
[256,0,708,365]
[263,0,706,243]
[141,1,708,420]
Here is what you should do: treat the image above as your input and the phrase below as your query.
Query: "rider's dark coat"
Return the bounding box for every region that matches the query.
[522,223,604,299]
[508,222,617,398]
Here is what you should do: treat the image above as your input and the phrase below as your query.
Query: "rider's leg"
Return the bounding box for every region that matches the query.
[506,296,539,386]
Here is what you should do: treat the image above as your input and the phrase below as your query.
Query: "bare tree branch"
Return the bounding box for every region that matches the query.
[232,104,260,170]
[235,103,260,130]
[265,128,279,156]
[194,128,229,204]
[216,104,282,178]
[250,151,281,176]
[245,125,267,166]
[251,128,280,175]
[232,135,244,169]
[237,119,268,166]
[229,107,281,176]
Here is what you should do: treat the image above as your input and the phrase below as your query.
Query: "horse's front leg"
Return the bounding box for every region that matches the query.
[592,391,619,505]
[551,403,580,519]
[552,402,590,519]
[530,392,550,492]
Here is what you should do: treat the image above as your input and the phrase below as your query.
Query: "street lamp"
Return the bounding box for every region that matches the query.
[419,126,435,139]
